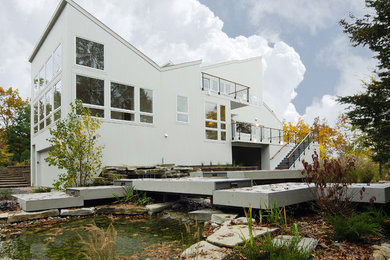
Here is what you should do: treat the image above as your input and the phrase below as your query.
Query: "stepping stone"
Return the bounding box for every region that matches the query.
[181,241,227,260]
[132,177,252,196]
[60,207,95,216]
[146,202,173,215]
[0,213,8,224]
[8,209,59,223]
[207,224,278,247]
[211,214,237,225]
[189,209,223,221]
[95,205,147,215]
[66,186,125,200]
[372,245,390,260]
[12,192,83,212]
[273,235,318,253]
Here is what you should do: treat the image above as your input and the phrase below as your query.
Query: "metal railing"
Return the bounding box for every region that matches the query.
[201,72,250,103]
[283,131,315,169]
[231,122,283,144]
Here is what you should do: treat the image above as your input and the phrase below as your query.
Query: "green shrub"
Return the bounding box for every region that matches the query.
[348,157,379,183]
[0,189,12,200]
[32,187,52,193]
[114,186,153,206]
[327,212,382,241]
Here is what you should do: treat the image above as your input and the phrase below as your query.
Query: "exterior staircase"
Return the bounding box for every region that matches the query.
[0,168,30,188]
[275,132,315,170]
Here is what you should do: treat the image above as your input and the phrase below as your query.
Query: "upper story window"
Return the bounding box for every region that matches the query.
[33,44,62,99]
[140,88,153,123]
[205,102,226,141]
[76,37,104,70]
[76,75,104,117]
[110,82,135,121]
[177,95,189,123]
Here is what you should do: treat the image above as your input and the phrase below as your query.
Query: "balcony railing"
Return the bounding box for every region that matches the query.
[201,72,250,103]
[231,121,320,145]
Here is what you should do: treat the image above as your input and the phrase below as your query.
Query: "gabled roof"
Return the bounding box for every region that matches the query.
[28,0,201,71]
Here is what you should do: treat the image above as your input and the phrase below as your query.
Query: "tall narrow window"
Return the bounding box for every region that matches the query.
[177,95,188,123]
[33,103,38,133]
[220,105,226,140]
[38,67,45,91]
[140,88,153,123]
[53,44,62,75]
[39,98,45,130]
[110,82,135,121]
[205,102,218,140]
[33,75,39,97]
[76,75,104,117]
[45,56,53,84]
[53,81,61,121]
[76,37,104,70]
[45,90,52,126]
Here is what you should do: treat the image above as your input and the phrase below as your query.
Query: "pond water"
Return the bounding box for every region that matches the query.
[0,215,202,259]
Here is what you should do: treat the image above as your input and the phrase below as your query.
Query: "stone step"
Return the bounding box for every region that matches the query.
[66,185,126,200]
[0,183,29,188]
[0,178,27,182]
[12,192,84,212]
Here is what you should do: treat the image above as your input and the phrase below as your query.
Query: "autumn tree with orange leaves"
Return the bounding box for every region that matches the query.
[0,86,29,166]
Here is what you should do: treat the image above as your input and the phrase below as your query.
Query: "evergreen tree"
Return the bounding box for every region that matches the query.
[338,0,390,173]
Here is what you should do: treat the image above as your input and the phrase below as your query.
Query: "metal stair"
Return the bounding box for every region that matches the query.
[275,132,315,170]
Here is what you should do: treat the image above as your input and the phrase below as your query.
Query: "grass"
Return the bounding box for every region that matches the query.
[114,186,153,206]
[0,188,12,200]
[32,187,52,193]
[79,222,117,260]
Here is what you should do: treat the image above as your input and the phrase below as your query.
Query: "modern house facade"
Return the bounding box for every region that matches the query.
[29,0,318,187]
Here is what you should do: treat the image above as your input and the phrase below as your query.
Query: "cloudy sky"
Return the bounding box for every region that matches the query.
[0,0,376,125]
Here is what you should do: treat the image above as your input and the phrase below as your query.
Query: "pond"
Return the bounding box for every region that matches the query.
[0,215,202,259]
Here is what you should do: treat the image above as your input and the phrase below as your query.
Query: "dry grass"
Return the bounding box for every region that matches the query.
[79,222,117,260]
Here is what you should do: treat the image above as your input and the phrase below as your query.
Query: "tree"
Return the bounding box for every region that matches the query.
[5,104,31,163]
[283,117,347,159]
[45,100,104,189]
[339,0,390,173]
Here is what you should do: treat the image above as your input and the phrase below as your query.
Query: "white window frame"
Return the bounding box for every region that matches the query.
[75,74,105,118]
[176,95,189,123]
[74,36,105,72]
[109,81,136,122]
[204,102,227,142]
[139,87,154,124]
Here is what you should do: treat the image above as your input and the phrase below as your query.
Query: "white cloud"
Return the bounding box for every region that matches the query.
[303,35,376,125]
[246,0,366,34]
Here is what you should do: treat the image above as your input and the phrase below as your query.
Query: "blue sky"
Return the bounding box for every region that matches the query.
[0,0,377,125]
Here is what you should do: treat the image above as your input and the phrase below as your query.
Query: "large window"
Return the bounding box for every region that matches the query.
[33,81,62,134]
[76,37,104,70]
[177,95,189,123]
[140,88,153,123]
[76,75,104,117]
[110,82,135,121]
[33,44,62,98]
[205,102,226,141]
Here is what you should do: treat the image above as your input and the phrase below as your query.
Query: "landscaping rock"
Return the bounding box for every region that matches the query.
[211,214,237,225]
[60,207,95,216]
[180,241,227,260]
[146,202,173,215]
[189,209,224,221]
[372,245,390,260]
[96,205,147,215]
[207,224,278,248]
[0,213,8,224]
[7,209,59,223]
[273,235,318,253]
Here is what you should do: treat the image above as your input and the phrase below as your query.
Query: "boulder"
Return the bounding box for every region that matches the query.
[96,205,147,215]
[372,245,390,260]
[273,235,318,253]
[180,241,227,260]
[8,209,59,223]
[60,207,95,216]
[189,209,223,221]
[207,224,278,248]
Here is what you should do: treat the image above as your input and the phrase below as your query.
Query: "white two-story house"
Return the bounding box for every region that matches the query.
[29,0,318,187]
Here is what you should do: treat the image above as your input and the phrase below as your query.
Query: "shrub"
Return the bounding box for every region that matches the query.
[114,186,153,206]
[32,187,52,193]
[0,188,12,200]
[348,156,379,183]
[302,151,357,217]
[326,212,382,242]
